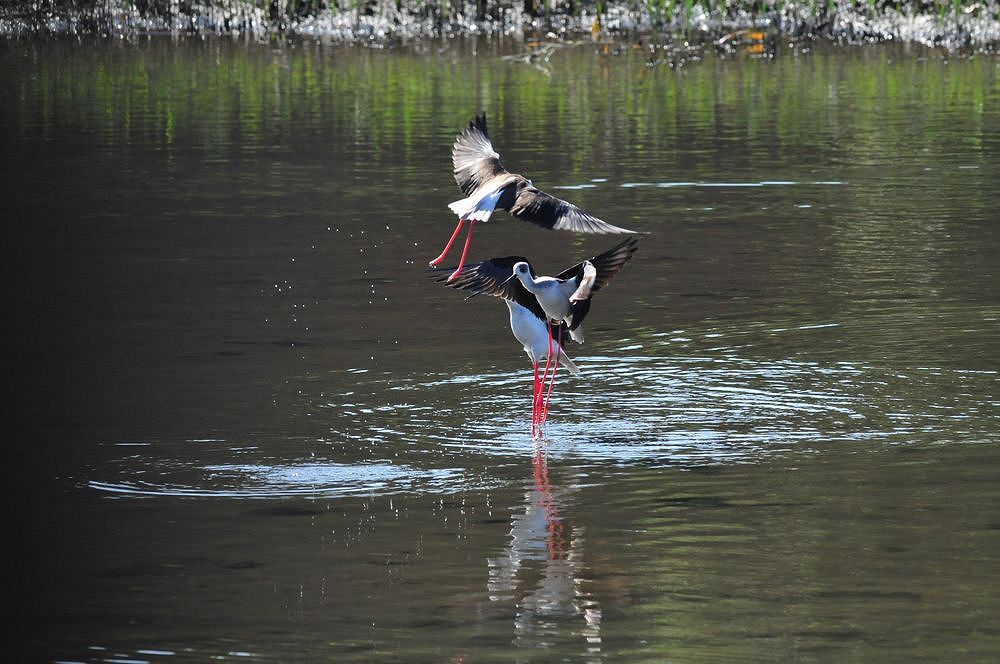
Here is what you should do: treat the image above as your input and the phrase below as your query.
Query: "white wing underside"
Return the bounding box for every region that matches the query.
[569,262,597,303]
[507,301,581,375]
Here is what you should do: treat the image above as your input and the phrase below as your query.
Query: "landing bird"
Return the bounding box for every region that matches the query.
[433,265,580,432]
[506,300,580,431]
[444,237,639,344]
[429,113,636,282]
[437,237,637,432]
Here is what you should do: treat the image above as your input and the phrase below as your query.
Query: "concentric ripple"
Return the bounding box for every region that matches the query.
[321,349,998,464]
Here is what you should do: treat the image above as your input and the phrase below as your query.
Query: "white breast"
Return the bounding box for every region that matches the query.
[524,277,576,322]
[506,300,550,363]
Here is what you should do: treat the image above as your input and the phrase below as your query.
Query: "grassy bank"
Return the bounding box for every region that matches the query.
[1,0,998,50]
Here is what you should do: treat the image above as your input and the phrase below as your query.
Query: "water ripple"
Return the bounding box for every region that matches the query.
[321,352,996,467]
[87,343,996,501]
[89,463,464,498]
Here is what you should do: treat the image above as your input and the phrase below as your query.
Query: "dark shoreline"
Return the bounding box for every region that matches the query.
[1,1,998,51]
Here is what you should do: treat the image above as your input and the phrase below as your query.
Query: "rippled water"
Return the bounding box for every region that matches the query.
[5,37,1000,661]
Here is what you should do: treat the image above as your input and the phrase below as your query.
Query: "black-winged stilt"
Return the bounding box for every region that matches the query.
[429,113,636,282]
[507,301,579,431]
[436,238,638,433]
[444,237,638,342]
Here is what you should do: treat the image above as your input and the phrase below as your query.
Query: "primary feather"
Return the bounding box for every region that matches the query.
[449,113,636,235]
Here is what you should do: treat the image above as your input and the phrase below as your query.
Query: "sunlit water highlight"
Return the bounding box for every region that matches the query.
[88,346,997,499]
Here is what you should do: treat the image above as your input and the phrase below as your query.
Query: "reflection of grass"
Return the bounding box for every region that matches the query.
[6,38,994,165]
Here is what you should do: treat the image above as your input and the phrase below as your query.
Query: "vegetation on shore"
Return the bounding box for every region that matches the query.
[1,0,998,50]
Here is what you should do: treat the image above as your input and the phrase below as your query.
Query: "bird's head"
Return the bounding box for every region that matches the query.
[501,261,534,289]
[510,261,535,286]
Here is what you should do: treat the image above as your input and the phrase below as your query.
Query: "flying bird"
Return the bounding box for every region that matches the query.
[429,113,636,282]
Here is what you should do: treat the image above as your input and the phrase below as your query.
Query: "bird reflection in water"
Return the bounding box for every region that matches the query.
[487,445,602,655]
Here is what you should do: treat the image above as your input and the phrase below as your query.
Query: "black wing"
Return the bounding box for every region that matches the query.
[453,113,508,196]
[556,237,639,292]
[508,183,636,234]
[567,299,591,332]
[433,257,547,322]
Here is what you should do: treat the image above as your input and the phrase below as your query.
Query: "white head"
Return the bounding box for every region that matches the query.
[499,261,536,291]
[512,261,533,284]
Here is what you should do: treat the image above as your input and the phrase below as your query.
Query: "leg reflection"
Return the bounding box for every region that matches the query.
[485,444,602,656]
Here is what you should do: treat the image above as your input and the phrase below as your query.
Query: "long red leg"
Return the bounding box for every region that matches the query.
[531,361,540,434]
[538,325,553,424]
[533,367,544,437]
[446,220,477,282]
[428,218,464,267]
[541,325,562,424]
[534,323,554,432]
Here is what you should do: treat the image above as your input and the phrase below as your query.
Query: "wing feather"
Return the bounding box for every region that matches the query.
[509,185,636,234]
[433,257,546,322]
[556,238,639,292]
[453,113,508,196]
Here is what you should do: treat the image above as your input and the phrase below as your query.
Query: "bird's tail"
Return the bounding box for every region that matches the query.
[558,348,581,375]
[448,189,502,222]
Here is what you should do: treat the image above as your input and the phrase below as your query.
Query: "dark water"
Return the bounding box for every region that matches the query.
[4,37,1000,661]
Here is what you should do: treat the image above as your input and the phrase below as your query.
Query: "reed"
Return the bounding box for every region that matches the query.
[1,0,996,48]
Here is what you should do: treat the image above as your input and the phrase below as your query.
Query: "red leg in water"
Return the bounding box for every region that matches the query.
[428,218,464,267]
[531,361,540,434]
[541,325,562,424]
[446,220,477,282]
[534,322,554,432]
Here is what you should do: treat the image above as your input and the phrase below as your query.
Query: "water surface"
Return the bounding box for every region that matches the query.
[4,36,1000,661]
